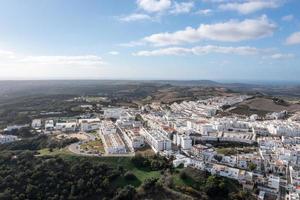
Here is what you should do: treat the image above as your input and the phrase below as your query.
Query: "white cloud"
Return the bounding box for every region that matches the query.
[0,50,107,79]
[286,32,300,45]
[0,49,105,66]
[0,49,16,59]
[119,13,152,22]
[195,9,213,16]
[137,0,172,13]
[133,45,261,56]
[119,40,146,47]
[141,15,276,46]
[170,2,194,14]
[269,53,294,59]
[219,1,280,14]
[202,0,229,3]
[282,14,294,21]
[108,51,120,55]
[20,55,105,66]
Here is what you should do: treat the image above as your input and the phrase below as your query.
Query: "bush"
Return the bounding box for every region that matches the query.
[180,171,188,180]
[113,185,136,200]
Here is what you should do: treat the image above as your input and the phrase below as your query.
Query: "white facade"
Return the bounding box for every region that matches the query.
[45,120,55,131]
[140,128,171,152]
[31,119,42,129]
[99,121,126,154]
[4,124,29,132]
[103,108,124,119]
[100,121,117,135]
[0,134,19,144]
[55,122,77,132]
[267,175,280,191]
[174,134,192,150]
[120,128,144,150]
[101,133,127,154]
[79,118,101,132]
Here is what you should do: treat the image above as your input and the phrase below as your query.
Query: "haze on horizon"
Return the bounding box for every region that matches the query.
[0,0,299,81]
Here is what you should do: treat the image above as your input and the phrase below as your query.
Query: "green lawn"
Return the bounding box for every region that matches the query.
[37,147,74,156]
[37,149,162,188]
[173,169,197,188]
[172,167,208,189]
[113,169,161,188]
[216,147,257,156]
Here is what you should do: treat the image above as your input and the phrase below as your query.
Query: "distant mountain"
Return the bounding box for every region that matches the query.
[153,80,221,87]
[0,79,299,98]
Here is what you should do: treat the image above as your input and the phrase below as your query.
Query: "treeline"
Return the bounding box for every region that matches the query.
[176,167,254,200]
[0,151,120,200]
[131,154,172,171]
[0,135,78,151]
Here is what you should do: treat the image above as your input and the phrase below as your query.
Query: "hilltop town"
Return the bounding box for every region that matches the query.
[2,91,300,200]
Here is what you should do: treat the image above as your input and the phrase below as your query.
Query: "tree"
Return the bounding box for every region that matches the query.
[205,176,229,200]
[113,185,136,200]
[248,162,257,171]
[214,155,223,162]
[142,178,159,191]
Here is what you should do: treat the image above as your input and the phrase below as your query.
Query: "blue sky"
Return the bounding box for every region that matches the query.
[0,0,299,81]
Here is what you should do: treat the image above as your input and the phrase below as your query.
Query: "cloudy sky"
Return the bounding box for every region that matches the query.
[0,0,299,81]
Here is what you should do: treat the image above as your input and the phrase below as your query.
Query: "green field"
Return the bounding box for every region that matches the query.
[80,139,105,153]
[38,151,161,188]
[37,147,74,156]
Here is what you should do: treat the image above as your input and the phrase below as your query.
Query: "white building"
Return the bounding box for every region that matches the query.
[31,119,42,129]
[4,124,29,132]
[140,128,171,152]
[45,120,55,131]
[55,122,77,132]
[174,134,192,150]
[101,133,126,154]
[120,128,144,150]
[79,118,101,132]
[103,108,125,119]
[267,175,280,192]
[100,121,117,135]
[99,121,126,154]
[0,134,19,144]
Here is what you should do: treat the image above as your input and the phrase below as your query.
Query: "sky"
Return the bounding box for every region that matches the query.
[0,0,299,82]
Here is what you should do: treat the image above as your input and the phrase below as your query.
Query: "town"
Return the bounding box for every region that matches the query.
[1,94,300,200]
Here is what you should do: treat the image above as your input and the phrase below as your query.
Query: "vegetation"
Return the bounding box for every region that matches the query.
[0,135,78,151]
[0,151,120,200]
[0,135,254,200]
[131,154,172,171]
[248,162,257,171]
[216,147,257,156]
[80,139,105,154]
[172,167,255,200]
[3,127,36,138]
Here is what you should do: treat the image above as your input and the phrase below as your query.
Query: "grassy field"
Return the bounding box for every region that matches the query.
[135,145,155,157]
[173,170,197,187]
[216,147,257,156]
[37,147,75,156]
[80,139,105,153]
[172,167,207,188]
[37,150,161,188]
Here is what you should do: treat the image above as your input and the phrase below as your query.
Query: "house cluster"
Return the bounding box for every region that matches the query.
[31,117,101,133]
